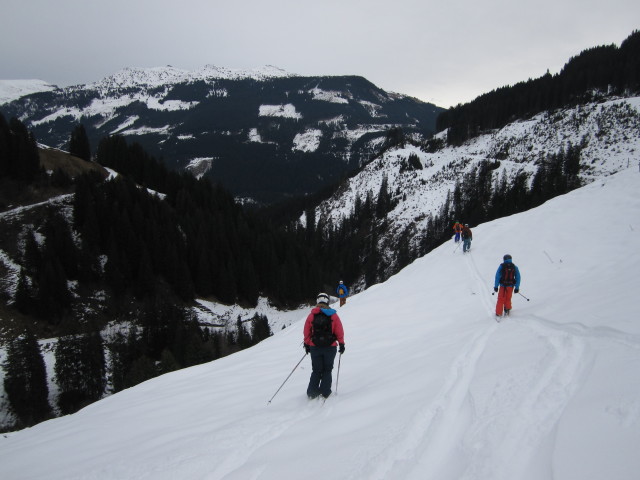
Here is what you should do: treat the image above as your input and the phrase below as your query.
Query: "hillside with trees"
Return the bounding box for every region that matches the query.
[437,30,640,145]
[1,31,639,431]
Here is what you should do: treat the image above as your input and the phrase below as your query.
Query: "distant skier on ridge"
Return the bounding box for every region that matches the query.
[452,221,463,243]
[461,224,473,253]
[494,254,521,317]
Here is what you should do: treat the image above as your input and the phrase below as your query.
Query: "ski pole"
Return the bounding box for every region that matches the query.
[335,353,342,395]
[267,353,306,405]
[518,291,530,301]
[453,242,461,253]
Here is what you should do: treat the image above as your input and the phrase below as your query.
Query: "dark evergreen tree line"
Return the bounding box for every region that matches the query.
[0,113,40,183]
[54,332,106,415]
[1,330,52,429]
[287,171,402,289]
[2,304,273,428]
[437,30,640,145]
[86,135,360,307]
[14,212,78,324]
[69,124,91,161]
[105,302,272,395]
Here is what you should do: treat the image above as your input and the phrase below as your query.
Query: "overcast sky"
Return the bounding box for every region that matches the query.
[1,0,638,108]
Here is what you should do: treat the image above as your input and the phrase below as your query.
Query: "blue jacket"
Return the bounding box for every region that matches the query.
[336,283,349,298]
[494,259,521,289]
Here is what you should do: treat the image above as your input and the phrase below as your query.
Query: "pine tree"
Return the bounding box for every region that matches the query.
[158,349,180,374]
[124,356,157,388]
[8,117,40,182]
[376,174,391,218]
[54,332,106,414]
[107,329,141,393]
[14,267,32,314]
[43,211,79,280]
[236,318,251,349]
[69,124,91,161]
[0,113,10,177]
[2,331,52,427]
[36,254,71,323]
[104,236,127,296]
[251,313,272,344]
[133,248,156,299]
[237,256,259,307]
[21,229,42,303]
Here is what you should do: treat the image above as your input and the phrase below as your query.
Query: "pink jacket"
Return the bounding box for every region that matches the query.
[303,307,345,346]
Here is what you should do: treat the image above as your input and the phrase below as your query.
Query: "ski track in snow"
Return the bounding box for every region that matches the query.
[457,251,591,480]
[340,253,499,480]
[347,250,593,480]
[459,316,590,480]
[526,314,640,352]
[342,324,496,480]
[208,399,332,479]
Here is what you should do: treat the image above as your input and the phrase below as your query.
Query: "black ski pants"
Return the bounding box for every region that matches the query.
[307,345,337,398]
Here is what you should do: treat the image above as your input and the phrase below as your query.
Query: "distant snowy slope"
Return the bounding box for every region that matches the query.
[312,96,640,261]
[0,167,638,480]
[0,79,56,104]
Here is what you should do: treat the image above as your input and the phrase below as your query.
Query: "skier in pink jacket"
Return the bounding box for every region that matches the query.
[303,292,345,399]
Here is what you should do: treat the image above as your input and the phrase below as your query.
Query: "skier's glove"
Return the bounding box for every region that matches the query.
[339,343,345,354]
[493,287,498,293]
[304,344,310,354]
[514,288,519,294]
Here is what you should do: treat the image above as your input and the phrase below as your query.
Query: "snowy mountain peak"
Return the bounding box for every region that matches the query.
[91,66,192,89]
[197,64,295,80]
[0,79,57,104]
[90,64,296,90]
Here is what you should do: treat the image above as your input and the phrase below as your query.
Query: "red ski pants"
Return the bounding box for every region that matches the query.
[495,286,514,315]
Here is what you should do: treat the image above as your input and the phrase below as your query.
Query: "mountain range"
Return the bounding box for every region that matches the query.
[1,32,640,436]
[0,66,443,204]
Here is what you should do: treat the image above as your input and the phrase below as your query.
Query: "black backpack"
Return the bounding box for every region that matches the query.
[312,312,335,347]
[501,263,516,286]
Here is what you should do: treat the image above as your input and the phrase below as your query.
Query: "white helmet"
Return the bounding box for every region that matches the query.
[316,292,330,305]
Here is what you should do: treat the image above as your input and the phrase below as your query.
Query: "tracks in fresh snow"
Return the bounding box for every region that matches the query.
[350,253,593,480]
[455,253,592,480]
[343,324,496,480]
[457,314,590,480]
[207,398,332,479]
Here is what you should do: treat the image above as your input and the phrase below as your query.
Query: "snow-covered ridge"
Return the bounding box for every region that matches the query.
[312,95,640,252]
[0,79,57,104]
[91,65,295,90]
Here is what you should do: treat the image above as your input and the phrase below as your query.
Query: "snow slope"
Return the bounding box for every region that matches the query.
[312,96,640,256]
[1,168,639,480]
[0,79,56,104]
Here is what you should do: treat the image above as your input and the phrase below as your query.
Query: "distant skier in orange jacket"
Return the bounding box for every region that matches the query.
[452,221,463,243]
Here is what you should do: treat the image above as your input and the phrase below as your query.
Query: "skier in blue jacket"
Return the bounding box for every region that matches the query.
[494,254,521,317]
[336,280,349,307]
